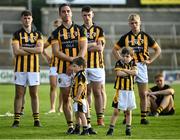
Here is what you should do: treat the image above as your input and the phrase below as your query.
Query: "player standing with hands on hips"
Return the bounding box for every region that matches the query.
[112,13,161,124]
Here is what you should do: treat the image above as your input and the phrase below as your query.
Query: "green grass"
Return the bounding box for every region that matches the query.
[0,83,180,139]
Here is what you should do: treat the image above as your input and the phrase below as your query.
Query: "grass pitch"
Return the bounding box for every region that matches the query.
[0,83,180,139]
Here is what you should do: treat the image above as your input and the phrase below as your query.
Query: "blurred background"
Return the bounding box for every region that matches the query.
[0,0,180,83]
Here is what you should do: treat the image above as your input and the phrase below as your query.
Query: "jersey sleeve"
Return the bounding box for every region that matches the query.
[47,36,51,44]
[97,27,105,45]
[12,31,20,44]
[78,74,86,86]
[79,26,87,41]
[51,29,59,45]
[114,60,124,71]
[146,33,156,47]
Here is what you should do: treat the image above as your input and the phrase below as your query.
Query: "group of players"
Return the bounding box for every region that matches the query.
[11,3,175,136]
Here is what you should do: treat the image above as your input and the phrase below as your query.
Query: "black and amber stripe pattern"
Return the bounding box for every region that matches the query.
[51,23,87,74]
[115,31,158,62]
[71,70,87,104]
[12,28,43,72]
[33,113,40,121]
[114,60,137,90]
[82,24,105,68]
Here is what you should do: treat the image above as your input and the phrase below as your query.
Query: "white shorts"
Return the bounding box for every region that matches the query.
[135,62,148,83]
[49,67,58,76]
[86,68,105,84]
[118,90,136,111]
[73,99,87,113]
[57,73,72,87]
[14,72,40,86]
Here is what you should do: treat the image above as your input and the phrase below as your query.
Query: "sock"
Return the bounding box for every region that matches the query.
[156,106,163,114]
[126,124,131,130]
[14,113,21,122]
[67,121,73,128]
[97,113,103,120]
[33,113,40,122]
[87,117,91,128]
[141,111,147,120]
[109,124,115,130]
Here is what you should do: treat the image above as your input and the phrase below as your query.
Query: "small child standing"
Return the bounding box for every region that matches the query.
[71,57,89,135]
[106,47,137,136]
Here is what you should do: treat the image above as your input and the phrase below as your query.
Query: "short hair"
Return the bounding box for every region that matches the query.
[59,3,71,13]
[81,6,93,13]
[121,47,134,57]
[21,10,32,17]
[154,73,163,80]
[128,13,141,22]
[72,57,86,68]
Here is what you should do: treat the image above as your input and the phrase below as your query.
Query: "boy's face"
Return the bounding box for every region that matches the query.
[155,76,165,89]
[72,64,81,73]
[122,54,133,64]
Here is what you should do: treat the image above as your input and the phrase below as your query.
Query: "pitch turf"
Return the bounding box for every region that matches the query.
[0,83,180,139]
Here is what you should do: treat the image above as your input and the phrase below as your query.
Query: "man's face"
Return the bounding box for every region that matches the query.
[129,18,141,33]
[21,15,32,28]
[155,77,165,89]
[59,6,72,22]
[82,11,93,24]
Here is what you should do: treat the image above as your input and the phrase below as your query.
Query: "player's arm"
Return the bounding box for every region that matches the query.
[112,45,122,61]
[144,37,161,65]
[74,85,84,102]
[21,39,43,54]
[146,90,157,100]
[12,41,30,56]
[122,66,138,76]
[52,41,73,62]
[150,88,174,96]
[78,37,88,58]
[88,39,105,52]
[116,70,128,77]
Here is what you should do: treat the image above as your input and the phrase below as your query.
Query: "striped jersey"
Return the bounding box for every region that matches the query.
[12,27,43,72]
[71,70,87,104]
[82,23,105,68]
[114,59,137,90]
[114,31,158,62]
[51,23,87,73]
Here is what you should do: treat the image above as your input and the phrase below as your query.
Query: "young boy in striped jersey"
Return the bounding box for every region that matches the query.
[106,47,137,136]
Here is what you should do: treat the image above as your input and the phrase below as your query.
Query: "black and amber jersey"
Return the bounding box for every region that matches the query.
[46,36,59,67]
[12,28,43,72]
[114,60,137,90]
[114,31,158,62]
[71,70,87,103]
[51,23,87,74]
[150,84,174,106]
[82,23,105,68]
